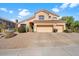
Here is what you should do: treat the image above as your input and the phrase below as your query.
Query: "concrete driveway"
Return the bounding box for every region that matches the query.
[0,32,79,56]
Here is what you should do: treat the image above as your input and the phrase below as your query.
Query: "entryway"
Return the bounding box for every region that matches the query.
[29,22,34,32]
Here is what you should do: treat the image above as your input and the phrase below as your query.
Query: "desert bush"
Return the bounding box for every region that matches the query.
[4,31,17,38]
[0,29,1,32]
[63,30,68,33]
[53,29,57,32]
[26,26,29,32]
[63,29,72,33]
[73,27,79,33]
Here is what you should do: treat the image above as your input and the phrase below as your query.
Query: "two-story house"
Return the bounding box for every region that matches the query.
[18,10,65,32]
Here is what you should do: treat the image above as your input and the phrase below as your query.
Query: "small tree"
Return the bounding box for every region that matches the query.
[73,21,79,32]
[61,16,74,29]
[61,16,74,32]
[15,19,18,32]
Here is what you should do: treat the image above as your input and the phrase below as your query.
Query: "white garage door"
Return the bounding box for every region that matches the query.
[36,26,53,32]
[56,26,63,32]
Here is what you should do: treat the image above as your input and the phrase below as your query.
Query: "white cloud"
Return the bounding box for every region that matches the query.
[18,9,30,17]
[10,19,15,22]
[59,3,79,9]
[69,3,79,8]
[0,8,14,14]
[51,3,69,13]
[60,3,69,9]
[18,9,29,11]
[9,10,13,14]
[51,3,79,13]
[52,8,59,12]
[0,8,8,12]
[18,15,23,18]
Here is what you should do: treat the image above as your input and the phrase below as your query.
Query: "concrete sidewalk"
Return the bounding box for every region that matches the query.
[0,45,79,56]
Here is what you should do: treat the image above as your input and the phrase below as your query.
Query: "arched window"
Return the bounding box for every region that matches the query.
[39,15,44,20]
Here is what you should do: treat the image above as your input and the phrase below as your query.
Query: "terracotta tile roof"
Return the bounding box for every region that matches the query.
[18,9,59,24]
[35,9,59,17]
[33,20,65,23]
[18,16,35,24]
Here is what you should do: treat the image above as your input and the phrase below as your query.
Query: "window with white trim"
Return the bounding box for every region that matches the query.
[39,15,44,20]
[53,17,57,20]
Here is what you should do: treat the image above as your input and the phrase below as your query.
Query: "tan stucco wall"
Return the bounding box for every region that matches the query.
[35,11,59,20]
[35,12,48,20]
[48,13,59,20]
[18,18,35,27]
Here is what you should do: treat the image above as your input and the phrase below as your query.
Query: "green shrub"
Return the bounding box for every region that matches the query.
[18,26,26,33]
[63,29,72,33]
[0,29,1,32]
[63,30,68,33]
[26,26,29,32]
[73,28,79,33]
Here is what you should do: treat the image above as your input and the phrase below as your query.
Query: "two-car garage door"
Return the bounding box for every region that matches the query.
[36,25,64,32]
[36,25,53,32]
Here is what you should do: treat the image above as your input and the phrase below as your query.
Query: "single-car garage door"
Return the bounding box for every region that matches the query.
[56,26,64,32]
[36,25,53,32]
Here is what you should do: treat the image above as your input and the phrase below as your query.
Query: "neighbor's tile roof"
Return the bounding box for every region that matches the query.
[0,18,15,24]
[33,20,65,23]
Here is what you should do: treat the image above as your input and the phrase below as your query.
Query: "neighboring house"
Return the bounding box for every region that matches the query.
[0,18,16,32]
[18,10,65,32]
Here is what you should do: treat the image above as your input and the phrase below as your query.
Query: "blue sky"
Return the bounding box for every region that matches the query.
[0,3,79,22]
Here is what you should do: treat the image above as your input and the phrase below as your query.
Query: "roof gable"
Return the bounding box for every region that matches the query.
[35,9,59,17]
[18,9,60,24]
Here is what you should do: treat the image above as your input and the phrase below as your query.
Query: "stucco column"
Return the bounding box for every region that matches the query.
[53,23,56,29]
[64,23,66,30]
[34,24,37,32]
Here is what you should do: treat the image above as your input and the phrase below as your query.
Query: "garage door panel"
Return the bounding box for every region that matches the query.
[56,26,63,32]
[36,26,53,32]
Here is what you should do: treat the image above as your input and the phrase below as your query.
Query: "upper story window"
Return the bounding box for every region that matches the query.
[53,17,57,20]
[49,16,51,19]
[39,15,44,20]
